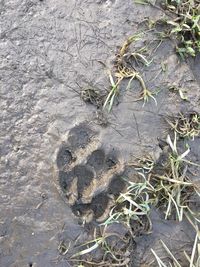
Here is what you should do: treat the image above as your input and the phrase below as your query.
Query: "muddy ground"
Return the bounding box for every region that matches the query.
[0,0,200,266]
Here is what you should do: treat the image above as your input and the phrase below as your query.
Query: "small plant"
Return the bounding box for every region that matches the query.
[136,0,200,58]
[70,227,132,266]
[81,87,103,107]
[151,132,199,221]
[103,178,154,236]
[115,66,157,106]
[115,34,156,106]
[168,84,188,100]
[103,70,122,112]
[166,112,200,140]
[164,0,200,58]
[103,34,156,111]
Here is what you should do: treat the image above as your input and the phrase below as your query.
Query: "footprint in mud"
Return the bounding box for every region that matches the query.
[56,122,126,223]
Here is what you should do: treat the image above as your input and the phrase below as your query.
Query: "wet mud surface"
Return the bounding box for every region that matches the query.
[0,0,200,266]
[56,122,126,223]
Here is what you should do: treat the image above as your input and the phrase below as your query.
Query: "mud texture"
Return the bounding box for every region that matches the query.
[56,122,126,223]
[0,0,200,267]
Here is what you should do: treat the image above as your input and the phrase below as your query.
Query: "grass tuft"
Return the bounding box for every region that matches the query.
[102,177,154,236]
[70,227,132,266]
[166,112,200,140]
[103,33,157,111]
[163,0,200,58]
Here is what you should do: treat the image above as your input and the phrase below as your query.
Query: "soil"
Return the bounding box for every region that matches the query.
[0,0,200,267]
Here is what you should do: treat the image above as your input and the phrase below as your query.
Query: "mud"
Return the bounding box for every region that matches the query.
[0,0,200,266]
[56,122,126,223]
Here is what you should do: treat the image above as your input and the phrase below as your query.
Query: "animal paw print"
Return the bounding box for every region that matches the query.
[56,122,126,223]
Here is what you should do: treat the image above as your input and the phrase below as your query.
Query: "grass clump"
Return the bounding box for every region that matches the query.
[103,34,157,111]
[70,227,132,266]
[102,178,154,236]
[150,132,200,221]
[103,70,122,112]
[166,112,200,140]
[168,84,188,100]
[135,0,200,58]
[163,0,200,58]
